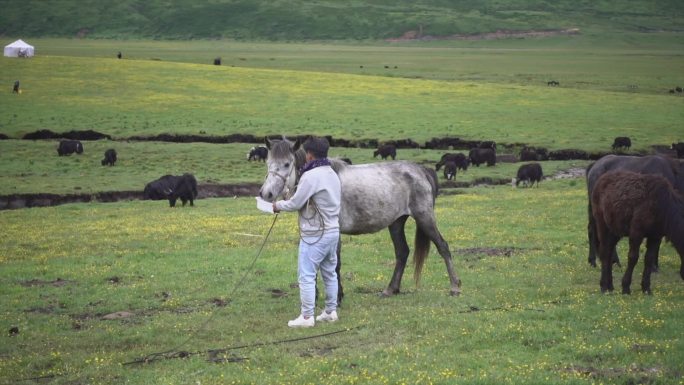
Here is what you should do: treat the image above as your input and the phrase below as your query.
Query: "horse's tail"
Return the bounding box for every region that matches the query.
[422,166,439,201]
[414,225,431,285]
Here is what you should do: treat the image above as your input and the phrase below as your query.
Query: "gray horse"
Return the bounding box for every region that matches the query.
[259,137,462,299]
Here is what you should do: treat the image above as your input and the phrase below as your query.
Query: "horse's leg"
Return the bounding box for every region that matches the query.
[336,235,344,306]
[640,237,658,294]
[621,237,642,294]
[415,216,462,296]
[383,216,410,297]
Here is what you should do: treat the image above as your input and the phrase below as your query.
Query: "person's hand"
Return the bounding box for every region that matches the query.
[272,203,280,213]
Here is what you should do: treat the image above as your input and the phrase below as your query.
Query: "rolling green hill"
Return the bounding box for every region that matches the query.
[1,0,683,40]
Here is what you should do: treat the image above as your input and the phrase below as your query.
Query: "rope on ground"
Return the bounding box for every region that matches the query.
[122,213,281,366]
[122,325,364,366]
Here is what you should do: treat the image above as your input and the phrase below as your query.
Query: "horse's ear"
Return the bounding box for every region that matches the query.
[265,136,272,150]
[293,138,302,151]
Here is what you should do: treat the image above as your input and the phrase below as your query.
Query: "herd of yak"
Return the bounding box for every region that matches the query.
[56,136,684,294]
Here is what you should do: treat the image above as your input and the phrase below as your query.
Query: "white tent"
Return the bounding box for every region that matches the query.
[4,39,34,57]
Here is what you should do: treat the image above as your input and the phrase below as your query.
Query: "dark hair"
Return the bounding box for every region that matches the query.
[303,137,329,159]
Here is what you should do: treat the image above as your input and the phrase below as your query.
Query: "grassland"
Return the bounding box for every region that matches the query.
[1,39,683,152]
[1,180,683,384]
[1,33,683,384]
[0,139,590,195]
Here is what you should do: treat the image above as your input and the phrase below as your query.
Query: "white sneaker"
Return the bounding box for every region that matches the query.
[315,310,338,323]
[288,314,314,328]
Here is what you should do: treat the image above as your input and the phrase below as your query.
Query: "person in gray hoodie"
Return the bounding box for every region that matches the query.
[273,137,342,328]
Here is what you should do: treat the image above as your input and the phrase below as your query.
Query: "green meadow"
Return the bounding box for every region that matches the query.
[1,183,683,384]
[0,34,683,384]
[1,38,683,151]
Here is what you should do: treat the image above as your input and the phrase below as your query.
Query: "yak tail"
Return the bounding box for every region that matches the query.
[414,225,431,285]
[663,187,684,257]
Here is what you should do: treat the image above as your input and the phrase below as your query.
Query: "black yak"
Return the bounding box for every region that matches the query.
[591,171,684,294]
[247,146,268,161]
[101,149,117,166]
[612,136,631,151]
[514,163,543,187]
[442,160,457,180]
[436,153,468,172]
[479,141,496,150]
[57,140,83,156]
[143,174,198,207]
[373,144,396,160]
[672,142,684,159]
[468,148,496,167]
[585,155,684,268]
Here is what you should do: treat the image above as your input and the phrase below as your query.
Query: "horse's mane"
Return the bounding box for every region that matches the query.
[269,139,296,160]
[329,158,348,174]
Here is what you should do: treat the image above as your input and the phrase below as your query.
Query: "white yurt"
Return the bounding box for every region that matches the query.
[4,39,34,57]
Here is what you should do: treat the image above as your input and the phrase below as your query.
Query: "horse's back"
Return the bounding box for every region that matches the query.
[336,161,436,234]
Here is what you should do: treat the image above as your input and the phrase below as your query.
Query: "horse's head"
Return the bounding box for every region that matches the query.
[259,137,303,201]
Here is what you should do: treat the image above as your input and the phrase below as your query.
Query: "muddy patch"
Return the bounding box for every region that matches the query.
[551,167,586,180]
[210,297,230,307]
[456,247,521,262]
[300,346,336,358]
[0,183,260,210]
[267,288,288,298]
[20,278,73,287]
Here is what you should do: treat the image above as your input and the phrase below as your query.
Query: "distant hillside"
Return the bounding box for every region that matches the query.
[1,0,682,40]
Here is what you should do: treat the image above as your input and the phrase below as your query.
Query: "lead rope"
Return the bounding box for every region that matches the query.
[124,212,280,364]
[298,198,326,245]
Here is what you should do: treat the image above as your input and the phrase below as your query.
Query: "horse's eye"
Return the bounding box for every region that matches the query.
[284,163,290,168]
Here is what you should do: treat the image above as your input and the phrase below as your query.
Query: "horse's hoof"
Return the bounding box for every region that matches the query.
[380,289,396,298]
[621,288,631,295]
[449,289,461,297]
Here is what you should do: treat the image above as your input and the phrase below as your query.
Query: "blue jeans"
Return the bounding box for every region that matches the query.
[298,231,339,317]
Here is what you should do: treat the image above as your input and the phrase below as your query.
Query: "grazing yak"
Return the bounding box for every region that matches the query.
[611,136,632,151]
[101,149,117,166]
[672,142,684,159]
[513,163,543,187]
[585,155,684,269]
[57,140,83,156]
[143,174,198,207]
[247,146,268,161]
[479,141,496,150]
[435,153,468,172]
[442,160,458,180]
[373,144,397,160]
[519,146,549,161]
[591,171,684,294]
[468,148,496,167]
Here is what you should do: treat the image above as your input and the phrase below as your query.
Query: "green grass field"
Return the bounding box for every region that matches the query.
[1,181,683,384]
[1,34,684,384]
[1,39,683,151]
[0,139,588,195]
